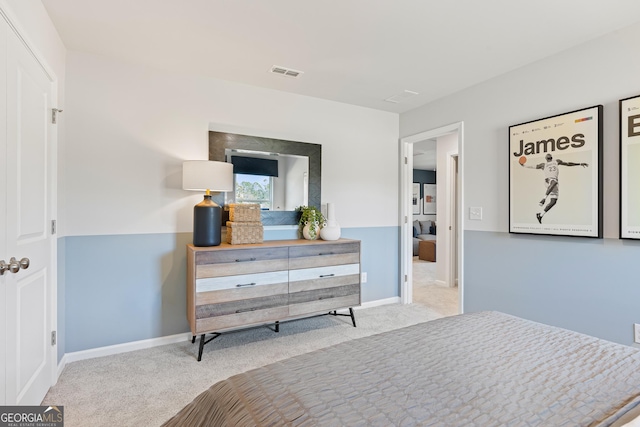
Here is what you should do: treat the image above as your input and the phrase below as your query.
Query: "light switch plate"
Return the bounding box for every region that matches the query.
[469,207,482,220]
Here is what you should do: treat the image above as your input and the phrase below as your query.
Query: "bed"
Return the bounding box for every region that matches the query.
[162,311,640,426]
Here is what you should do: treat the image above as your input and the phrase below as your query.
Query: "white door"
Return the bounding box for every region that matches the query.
[0,15,7,406]
[1,17,56,405]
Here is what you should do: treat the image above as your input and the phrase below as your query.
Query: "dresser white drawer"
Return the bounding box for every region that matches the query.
[288,263,359,282]
[196,270,289,293]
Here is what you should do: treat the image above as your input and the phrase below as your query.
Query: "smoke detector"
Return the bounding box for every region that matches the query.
[384,90,419,103]
[269,65,304,78]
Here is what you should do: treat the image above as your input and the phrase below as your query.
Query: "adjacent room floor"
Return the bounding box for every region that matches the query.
[412,257,459,317]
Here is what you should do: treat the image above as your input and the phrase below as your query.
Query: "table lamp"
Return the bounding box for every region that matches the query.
[183,160,234,246]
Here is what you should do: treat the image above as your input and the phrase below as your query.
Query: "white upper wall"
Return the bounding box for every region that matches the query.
[62,51,399,236]
[401,21,640,238]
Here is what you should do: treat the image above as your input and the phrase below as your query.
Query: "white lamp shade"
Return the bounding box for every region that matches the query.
[182,160,234,192]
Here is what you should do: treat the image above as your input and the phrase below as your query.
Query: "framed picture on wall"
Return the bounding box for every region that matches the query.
[423,183,436,214]
[620,94,640,239]
[509,105,603,238]
[412,183,421,214]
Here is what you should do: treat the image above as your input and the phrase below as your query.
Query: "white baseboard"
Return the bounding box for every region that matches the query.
[435,280,447,287]
[63,332,192,364]
[56,354,68,381]
[58,297,400,367]
[359,296,400,309]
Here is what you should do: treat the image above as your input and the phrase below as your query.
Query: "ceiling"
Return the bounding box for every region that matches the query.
[413,139,437,171]
[42,1,640,114]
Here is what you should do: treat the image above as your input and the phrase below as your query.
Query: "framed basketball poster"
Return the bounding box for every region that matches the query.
[509,105,603,238]
[620,95,640,239]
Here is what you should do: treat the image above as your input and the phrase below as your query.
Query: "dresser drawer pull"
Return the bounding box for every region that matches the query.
[235,307,257,313]
[318,252,334,256]
[235,257,257,262]
[236,282,257,288]
[319,274,335,278]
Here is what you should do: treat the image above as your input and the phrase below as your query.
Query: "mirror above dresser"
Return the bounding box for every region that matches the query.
[209,131,322,226]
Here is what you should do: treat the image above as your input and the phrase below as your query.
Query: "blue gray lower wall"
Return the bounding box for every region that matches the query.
[58,228,640,359]
[465,230,640,346]
[58,226,399,356]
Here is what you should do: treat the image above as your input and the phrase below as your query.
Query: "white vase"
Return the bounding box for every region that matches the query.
[320,220,341,240]
[302,221,320,240]
[320,203,341,240]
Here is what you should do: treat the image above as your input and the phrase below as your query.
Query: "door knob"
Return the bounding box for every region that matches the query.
[5,257,29,274]
[8,258,20,273]
[0,260,7,276]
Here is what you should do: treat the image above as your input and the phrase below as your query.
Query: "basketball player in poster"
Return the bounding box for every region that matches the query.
[520,153,588,223]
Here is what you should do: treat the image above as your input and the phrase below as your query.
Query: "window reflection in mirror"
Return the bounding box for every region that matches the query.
[234,174,272,209]
[225,149,309,211]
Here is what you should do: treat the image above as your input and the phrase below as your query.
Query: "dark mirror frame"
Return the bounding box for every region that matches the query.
[209,131,321,226]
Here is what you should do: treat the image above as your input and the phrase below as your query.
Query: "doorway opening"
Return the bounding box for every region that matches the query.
[400,122,463,315]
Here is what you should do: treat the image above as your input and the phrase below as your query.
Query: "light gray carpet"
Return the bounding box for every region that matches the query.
[43,303,448,427]
[412,257,459,317]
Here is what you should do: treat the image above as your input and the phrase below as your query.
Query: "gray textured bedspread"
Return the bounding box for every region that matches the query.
[162,311,640,426]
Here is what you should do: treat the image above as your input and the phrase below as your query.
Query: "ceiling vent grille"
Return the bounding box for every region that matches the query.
[384,90,419,103]
[270,65,303,78]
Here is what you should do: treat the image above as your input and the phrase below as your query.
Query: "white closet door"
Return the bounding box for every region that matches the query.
[0,13,7,407]
[2,18,56,405]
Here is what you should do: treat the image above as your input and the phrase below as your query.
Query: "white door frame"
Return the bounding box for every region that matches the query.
[0,4,59,403]
[400,122,464,312]
[447,152,459,288]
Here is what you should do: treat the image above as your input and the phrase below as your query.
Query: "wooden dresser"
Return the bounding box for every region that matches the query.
[187,238,361,360]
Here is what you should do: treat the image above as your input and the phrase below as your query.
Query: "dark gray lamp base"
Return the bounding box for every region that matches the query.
[193,195,222,247]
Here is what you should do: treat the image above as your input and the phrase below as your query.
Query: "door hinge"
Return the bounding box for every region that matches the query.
[404,157,408,164]
[51,220,56,235]
[405,216,408,224]
[51,331,56,346]
[405,274,408,282]
[52,108,63,124]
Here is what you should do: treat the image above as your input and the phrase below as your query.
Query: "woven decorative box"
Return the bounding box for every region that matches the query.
[226,221,264,244]
[226,203,261,222]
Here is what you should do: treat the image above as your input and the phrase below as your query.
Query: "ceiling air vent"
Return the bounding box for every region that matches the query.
[270,65,304,78]
[384,90,419,103]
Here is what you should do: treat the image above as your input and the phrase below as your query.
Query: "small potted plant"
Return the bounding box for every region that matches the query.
[296,206,325,240]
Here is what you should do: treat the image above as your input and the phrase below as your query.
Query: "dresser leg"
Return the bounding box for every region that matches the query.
[196,332,222,361]
[191,335,196,344]
[328,308,357,327]
[197,334,206,361]
[349,307,357,327]
[275,321,279,333]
